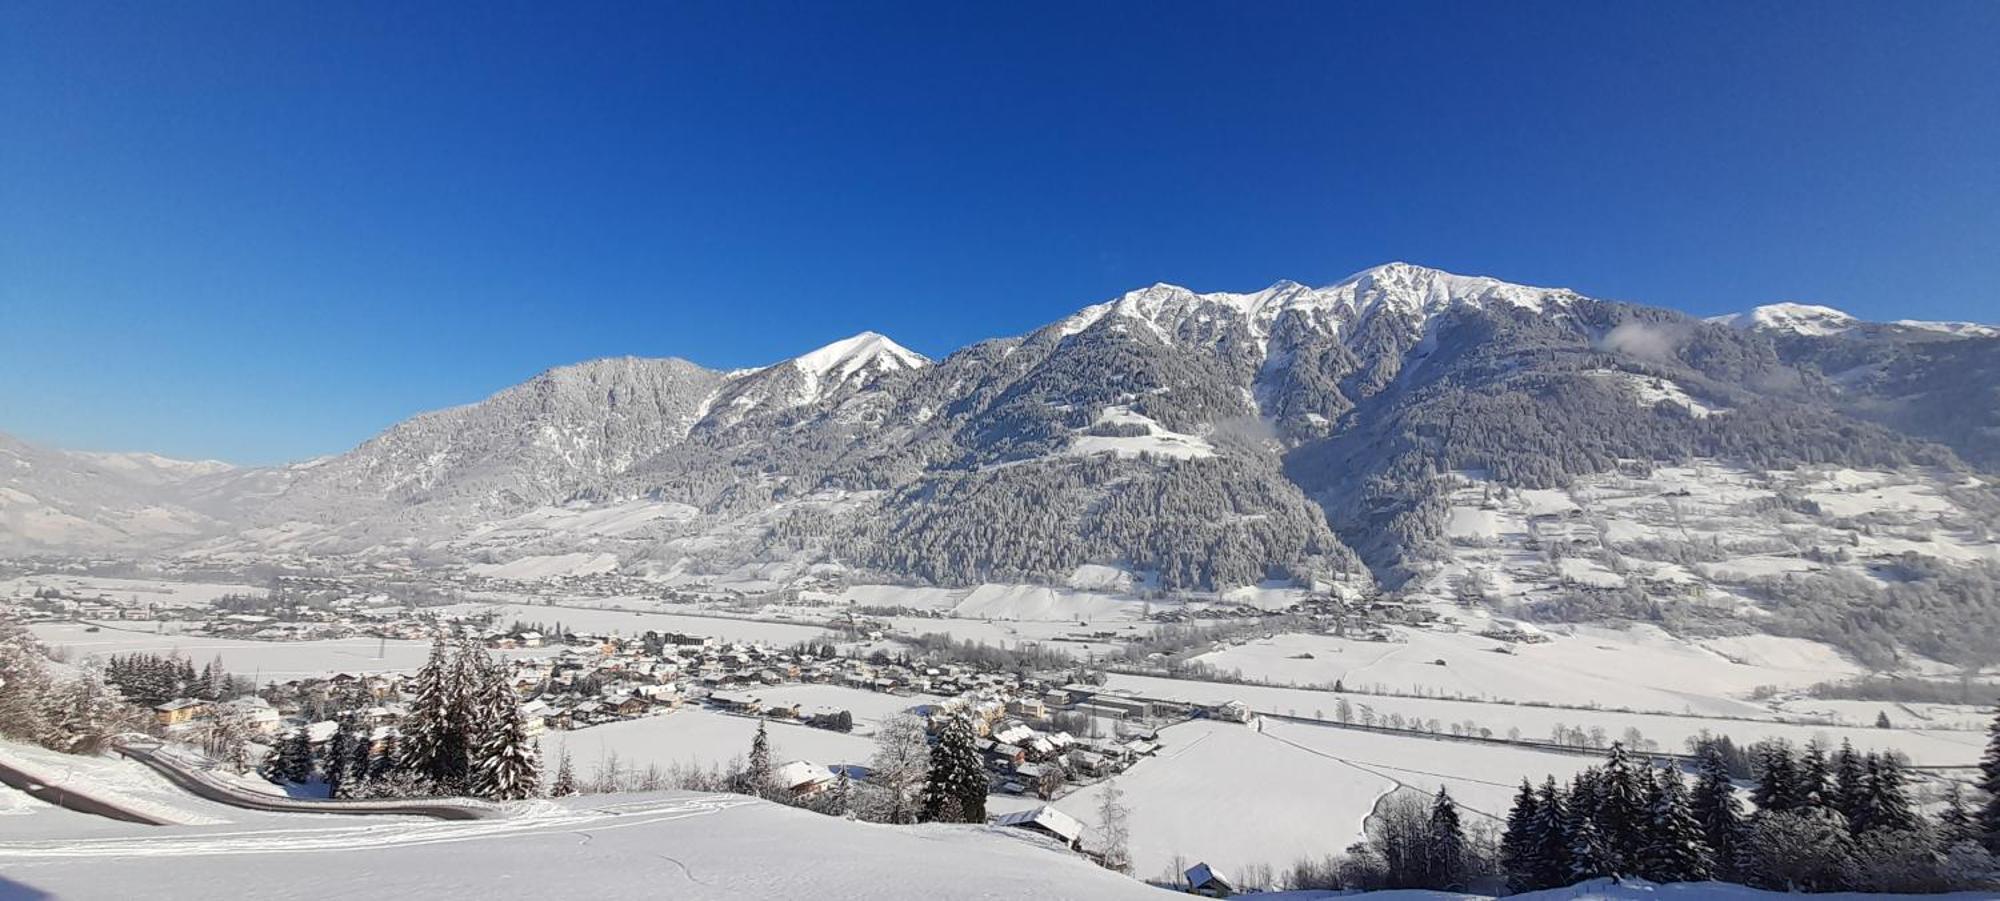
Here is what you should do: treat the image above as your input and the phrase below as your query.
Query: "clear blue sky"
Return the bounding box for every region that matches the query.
[3,2,1996,464]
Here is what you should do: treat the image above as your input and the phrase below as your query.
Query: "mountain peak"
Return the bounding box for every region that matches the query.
[790,331,930,382]
[1708,302,1857,336]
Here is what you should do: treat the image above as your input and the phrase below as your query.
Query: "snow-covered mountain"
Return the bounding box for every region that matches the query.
[701,332,928,429]
[1709,301,1998,339]
[7,262,1998,662]
[0,434,234,552]
[1707,302,1859,336]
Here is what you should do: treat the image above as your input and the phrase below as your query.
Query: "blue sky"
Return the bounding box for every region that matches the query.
[3,2,1996,464]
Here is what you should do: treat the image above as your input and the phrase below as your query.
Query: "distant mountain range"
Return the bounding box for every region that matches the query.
[6,262,1998,661]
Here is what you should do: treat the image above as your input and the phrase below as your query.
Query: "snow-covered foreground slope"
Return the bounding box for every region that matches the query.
[0,790,1164,900]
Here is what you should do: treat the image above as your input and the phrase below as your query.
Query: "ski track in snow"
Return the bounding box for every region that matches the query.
[0,796,756,859]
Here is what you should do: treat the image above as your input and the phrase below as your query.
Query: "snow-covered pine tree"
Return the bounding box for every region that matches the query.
[1798,740,1831,809]
[1831,738,1865,820]
[1427,787,1465,889]
[742,721,774,798]
[1690,746,1745,880]
[1750,741,1798,815]
[399,637,459,793]
[920,714,985,823]
[1528,776,1572,890]
[1856,752,1917,834]
[1939,783,1978,848]
[551,746,577,797]
[324,722,353,798]
[1596,743,1646,873]
[445,639,493,791]
[1638,766,1713,884]
[1500,779,1540,890]
[271,727,314,784]
[1980,703,2000,854]
[1566,806,1610,882]
[470,670,540,801]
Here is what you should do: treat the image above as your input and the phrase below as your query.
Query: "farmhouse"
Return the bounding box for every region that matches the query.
[991,806,1084,850]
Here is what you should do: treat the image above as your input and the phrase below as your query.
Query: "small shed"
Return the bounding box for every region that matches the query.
[1185,862,1233,897]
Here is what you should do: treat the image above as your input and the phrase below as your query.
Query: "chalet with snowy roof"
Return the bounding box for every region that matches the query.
[709,691,762,714]
[992,806,1083,850]
[153,698,210,726]
[772,760,836,796]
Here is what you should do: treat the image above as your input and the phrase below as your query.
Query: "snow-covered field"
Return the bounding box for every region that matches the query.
[1188,622,1861,715]
[28,623,558,679]
[0,790,1163,900]
[992,715,1605,882]
[542,709,881,784]
[1,575,264,608]
[440,601,834,646]
[1100,673,1986,766]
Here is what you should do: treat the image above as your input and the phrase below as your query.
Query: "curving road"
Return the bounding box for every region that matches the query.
[112,741,503,822]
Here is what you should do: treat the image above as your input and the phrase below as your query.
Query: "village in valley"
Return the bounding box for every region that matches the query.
[6,557,1998,894]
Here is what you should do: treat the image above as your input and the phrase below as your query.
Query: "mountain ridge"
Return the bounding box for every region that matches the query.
[6,262,1998,665]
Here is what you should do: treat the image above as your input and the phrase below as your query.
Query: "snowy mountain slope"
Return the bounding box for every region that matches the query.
[0,433,231,552]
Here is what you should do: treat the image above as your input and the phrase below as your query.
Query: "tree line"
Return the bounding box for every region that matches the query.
[1494,734,1999,894]
[265,637,541,801]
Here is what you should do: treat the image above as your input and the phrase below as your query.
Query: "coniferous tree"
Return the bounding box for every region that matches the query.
[1689,746,1745,880]
[920,714,985,823]
[400,637,460,792]
[551,747,577,797]
[1566,809,1610,882]
[444,639,491,790]
[1500,779,1541,890]
[470,658,539,801]
[1939,783,1978,848]
[1856,752,1916,834]
[1529,777,1572,890]
[1980,703,2000,854]
[742,721,774,798]
[1751,741,1798,815]
[1596,743,1646,873]
[1798,740,1831,809]
[1638,767,1713,883]
[1427,788,1466,889]
[1831,739,1866,820]
[324,722,353,798]
[271,727,314,784]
